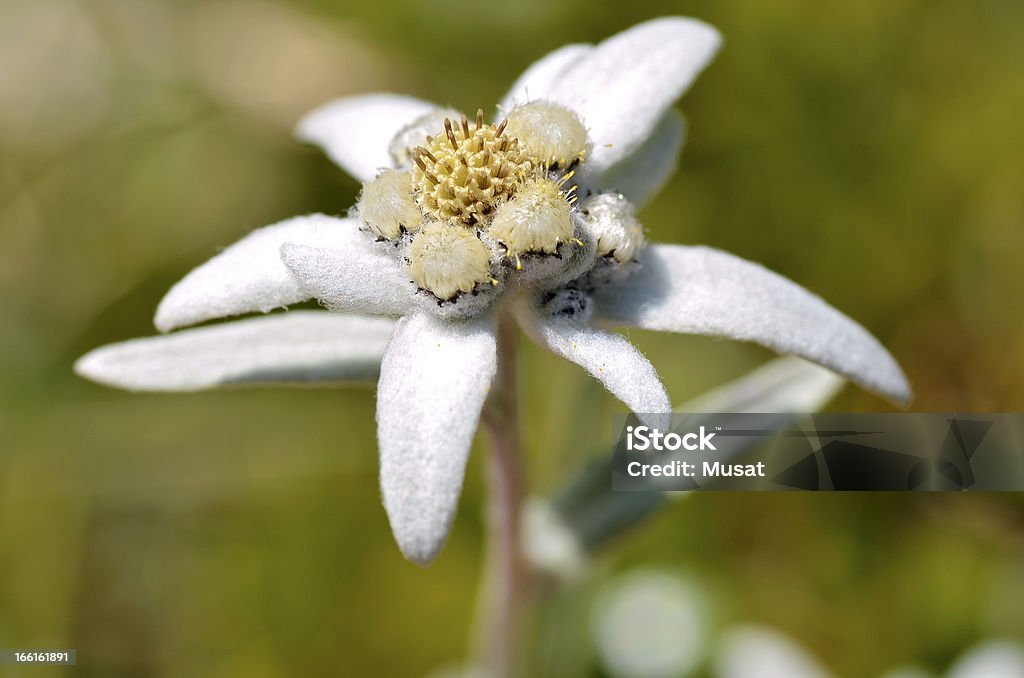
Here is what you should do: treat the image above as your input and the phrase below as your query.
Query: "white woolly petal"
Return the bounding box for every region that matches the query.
[497,44,591,114]
[679,356,845,413]
[154,214,365,333]
[947,641,1024,678]
[519,306,670,429]
[717,626,834,678]
[590,110,686,208]
[75,312,394,391]
[296,94,438,182]
[547,17,720,178]
[376,312,497,565]
[279,243,415,317]
[594,244,912,406]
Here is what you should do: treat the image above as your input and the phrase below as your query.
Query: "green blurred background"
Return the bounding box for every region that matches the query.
[2,0,1023,675]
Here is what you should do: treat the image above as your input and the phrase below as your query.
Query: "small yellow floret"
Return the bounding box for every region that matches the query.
[357,170,423,239]
[488,177,575,258]
[579,193,646,263]
[505,101,588,169]
[408,222,493,300]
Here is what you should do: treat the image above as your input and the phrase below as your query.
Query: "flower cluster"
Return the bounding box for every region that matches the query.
[76,17,911,565]
[355,102,601,314]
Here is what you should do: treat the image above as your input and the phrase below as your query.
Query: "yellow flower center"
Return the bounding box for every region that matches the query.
[355,103,600,305]
[410,111,533,225]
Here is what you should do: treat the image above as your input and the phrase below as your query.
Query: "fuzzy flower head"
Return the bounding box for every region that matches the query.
[75,18,912,566]
[346,95,649,322]
[359,103,594,313]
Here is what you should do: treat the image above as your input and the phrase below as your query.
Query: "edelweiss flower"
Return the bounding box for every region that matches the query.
[75,18,911,565]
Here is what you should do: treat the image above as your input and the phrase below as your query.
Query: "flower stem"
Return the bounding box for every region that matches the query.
[477,312,529,677]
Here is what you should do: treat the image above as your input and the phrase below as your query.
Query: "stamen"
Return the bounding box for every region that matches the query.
[495,117,508,137]
[417,146,437,164]
[444,119,458,149]
[461,116,470,138]
[556,170,576,187]
[413,155,427,171]
[476,109,484,130]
